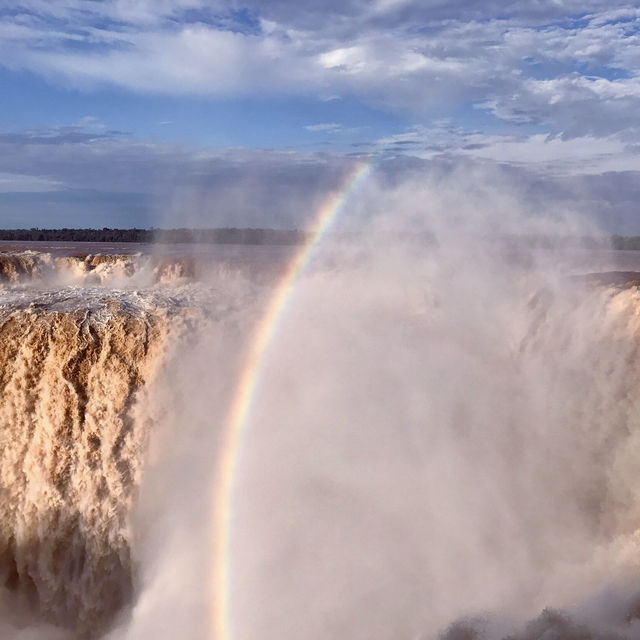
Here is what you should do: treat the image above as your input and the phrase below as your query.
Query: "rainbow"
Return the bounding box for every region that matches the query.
[210,161,372,640]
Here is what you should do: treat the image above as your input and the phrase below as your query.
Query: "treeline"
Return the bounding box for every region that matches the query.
[495,233,614,249]
[0,227,307,245]
[3,228,640,249]
[611,235,640,250]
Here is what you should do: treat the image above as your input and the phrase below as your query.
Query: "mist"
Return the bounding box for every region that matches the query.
[210,173,640,640]
[125,169,640,639]
[113,169,640,638]
[3,167,640,639]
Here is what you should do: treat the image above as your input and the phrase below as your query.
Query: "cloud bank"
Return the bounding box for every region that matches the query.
[2,2,640,135]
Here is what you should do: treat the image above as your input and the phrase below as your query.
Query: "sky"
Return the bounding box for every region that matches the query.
[1,0,640,231]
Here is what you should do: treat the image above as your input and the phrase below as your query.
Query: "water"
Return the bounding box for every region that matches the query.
[2,239,640,639]
[0,240,295,259]
[3,240,640,272]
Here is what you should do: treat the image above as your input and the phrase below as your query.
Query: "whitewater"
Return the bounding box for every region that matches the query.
[4,232,640,639]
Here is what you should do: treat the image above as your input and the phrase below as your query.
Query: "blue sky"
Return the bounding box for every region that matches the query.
[0,67,407,150]
[2,0,640,230]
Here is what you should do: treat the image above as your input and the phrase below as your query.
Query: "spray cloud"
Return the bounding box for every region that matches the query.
[2,165,640,640]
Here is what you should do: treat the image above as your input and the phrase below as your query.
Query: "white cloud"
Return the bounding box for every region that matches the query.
[459,133,636,174]
[1,0,639,135]
[375,122,640,176]
[304,123,343,132]
[0,172,63,193]
[482,74,640,137]
[2,0,640,201]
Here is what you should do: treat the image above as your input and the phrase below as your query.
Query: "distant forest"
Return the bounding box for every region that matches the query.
[0,228,307,245]
[611,236,640,250]
[1,228,640,249]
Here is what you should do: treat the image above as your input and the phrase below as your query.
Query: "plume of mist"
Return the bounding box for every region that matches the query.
[106,165,640,640]
[5,164,640,639]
